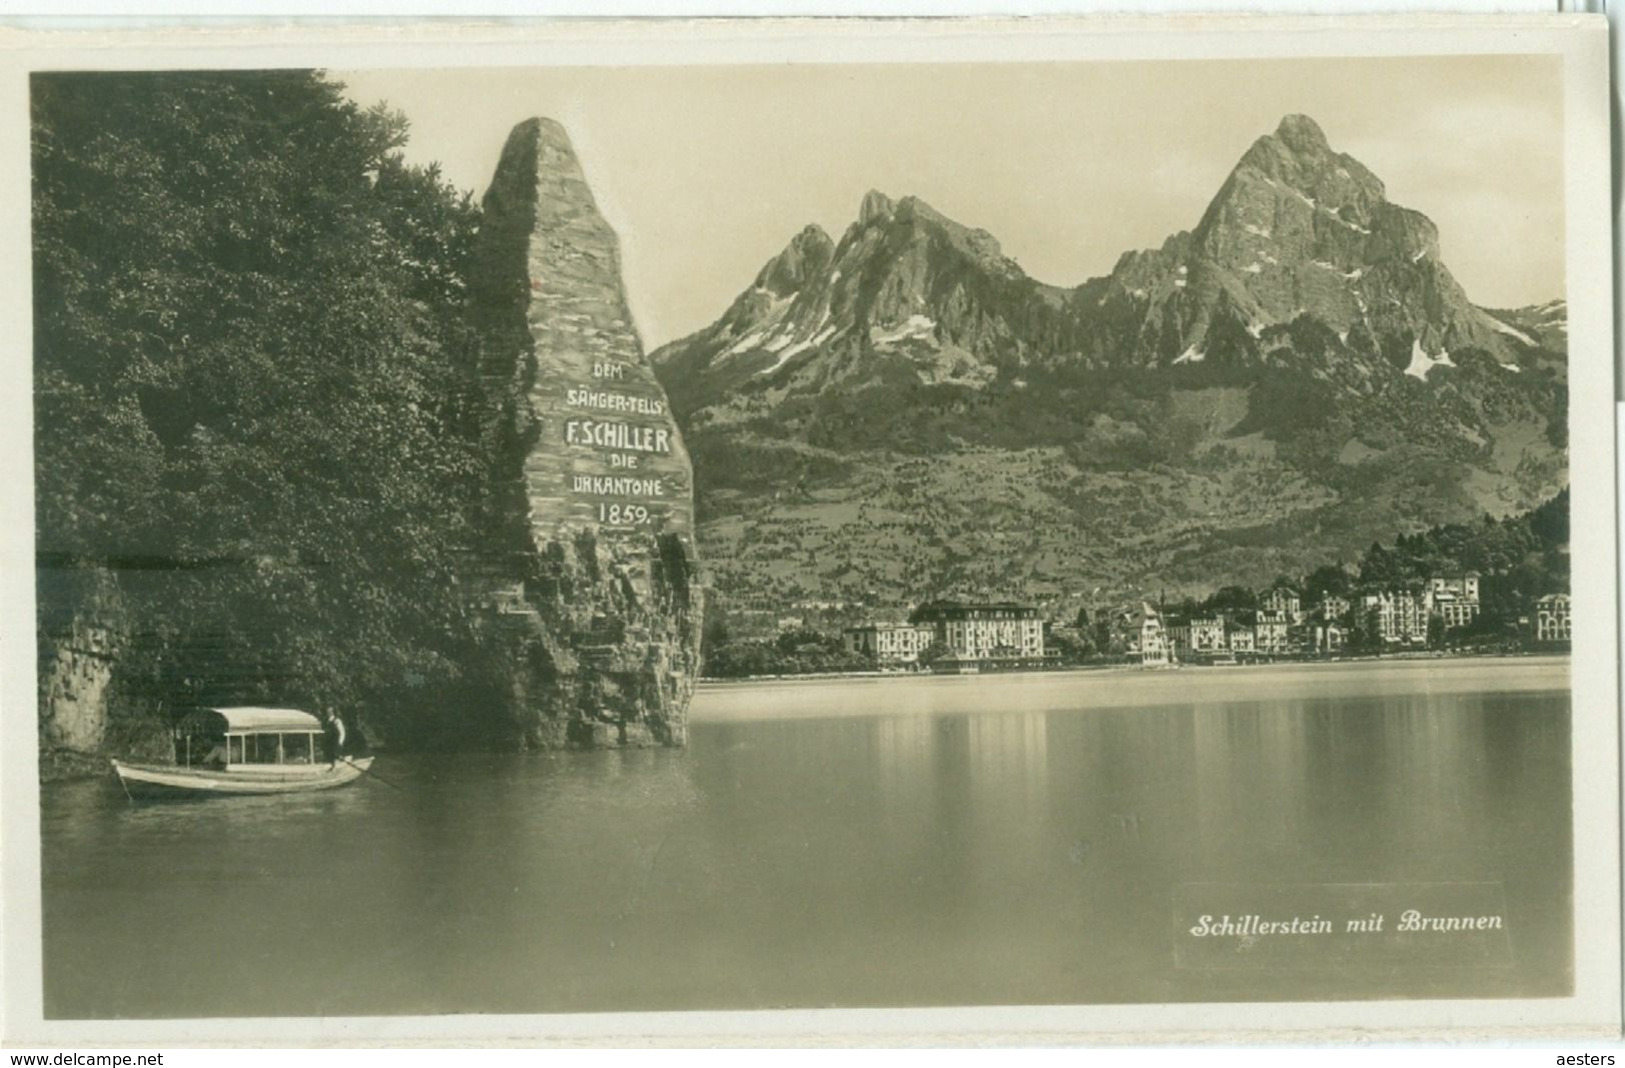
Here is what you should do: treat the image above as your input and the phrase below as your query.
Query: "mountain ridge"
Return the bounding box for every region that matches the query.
[651,113,1566,613]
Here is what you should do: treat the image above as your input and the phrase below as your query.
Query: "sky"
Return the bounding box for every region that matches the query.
[338,55,1563,349]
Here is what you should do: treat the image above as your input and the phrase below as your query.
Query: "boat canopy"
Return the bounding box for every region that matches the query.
[182,707,323,735]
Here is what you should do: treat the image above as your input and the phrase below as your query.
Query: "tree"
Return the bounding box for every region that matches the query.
[701,614,732,658]
[1426,612,1447,650]
[34,70,484,729]
[1201,585,1258,614]
[1359,541,1403,587]
[1301,564,1351,603]
[1338,602,1389,654]
[1048,628,1095,664]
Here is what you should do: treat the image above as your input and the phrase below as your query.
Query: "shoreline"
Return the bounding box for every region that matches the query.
[689,653,1572,723]
[696,650,1573,688]
[40,654,1571,782]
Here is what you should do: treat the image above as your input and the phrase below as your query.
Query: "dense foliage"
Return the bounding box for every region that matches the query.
[1156,490,1569,641]
[34,71,485,733]
[702,626,873,679]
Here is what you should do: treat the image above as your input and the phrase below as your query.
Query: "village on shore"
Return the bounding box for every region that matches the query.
[856,577,1571,674]
[703,577,1572,679]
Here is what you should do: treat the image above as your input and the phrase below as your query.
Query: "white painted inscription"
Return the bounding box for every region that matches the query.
[564,363,676,526]
[563,419,671,454]
[565,387,666,416]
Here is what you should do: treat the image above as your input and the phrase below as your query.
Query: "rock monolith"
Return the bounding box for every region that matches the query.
[468,117,702,748]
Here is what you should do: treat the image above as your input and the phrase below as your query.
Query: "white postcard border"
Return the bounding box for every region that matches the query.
[0,14,1616,1046]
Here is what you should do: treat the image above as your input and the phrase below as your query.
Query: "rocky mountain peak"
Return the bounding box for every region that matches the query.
[1274,113,1331,155]
[754,223,834,297]
[1225,114,1385,221]
[657,109,1562,422]
[1102,112,1523,372]
[891,195,1008,266]
[859,189,896,225]
[854,190,1006,260]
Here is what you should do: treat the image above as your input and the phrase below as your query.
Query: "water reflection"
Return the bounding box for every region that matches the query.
[42,665,1572,1018]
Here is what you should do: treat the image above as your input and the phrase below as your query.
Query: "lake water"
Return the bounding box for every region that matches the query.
[41,658,1572,1018]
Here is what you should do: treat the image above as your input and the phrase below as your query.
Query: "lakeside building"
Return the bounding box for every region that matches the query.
[909,600,1046,662]
[1535,593,1571,642]
[1311,621,1347,653]
[1361,589,1429,644]
[1127,603,1169,667]
[1085,569,1527,666]
[1427,574,1481,629]
[1253,609,1291,655]
[1355,576,1481,644]
[1165,615,1226,660]
[1316,595,1351,623]
[1150,607,1310,660]
[1190,615,1226,655]
[842,621,935,667]
[1164,617,1188,657]
[1262,586,1305,625]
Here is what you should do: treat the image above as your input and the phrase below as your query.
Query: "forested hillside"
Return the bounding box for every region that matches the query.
[1157,489,1570,627]
[34,71,491,749]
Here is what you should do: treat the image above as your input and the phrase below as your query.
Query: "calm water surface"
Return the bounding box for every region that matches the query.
[42,658,1571,1018]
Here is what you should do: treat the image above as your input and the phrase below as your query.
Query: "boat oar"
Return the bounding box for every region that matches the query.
[342,756,405,791]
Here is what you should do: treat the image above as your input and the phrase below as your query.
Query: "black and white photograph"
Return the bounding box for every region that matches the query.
[2,14,1619,1045]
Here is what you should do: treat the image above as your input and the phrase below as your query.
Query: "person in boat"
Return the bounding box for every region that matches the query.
[322,708,348,769]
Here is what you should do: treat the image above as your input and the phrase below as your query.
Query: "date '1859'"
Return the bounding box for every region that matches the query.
[599,503,652,526]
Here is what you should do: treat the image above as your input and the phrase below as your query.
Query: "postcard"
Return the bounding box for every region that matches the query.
[1,14,1617,1046]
